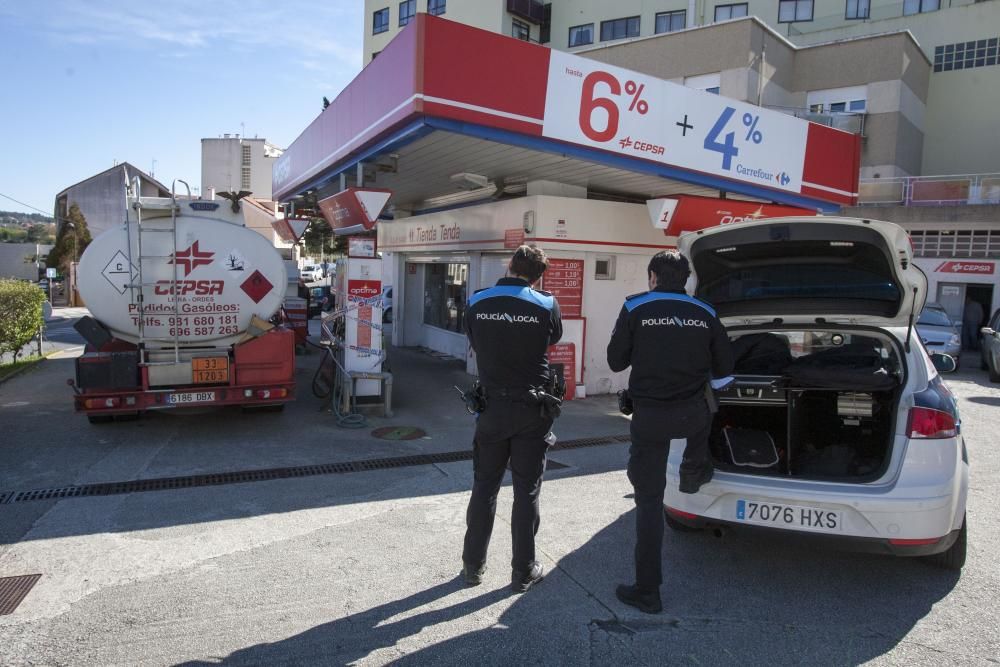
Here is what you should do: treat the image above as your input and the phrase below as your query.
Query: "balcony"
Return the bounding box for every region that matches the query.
[507,0,544,24]
[858,173,1000,206]
[766,106,866,135]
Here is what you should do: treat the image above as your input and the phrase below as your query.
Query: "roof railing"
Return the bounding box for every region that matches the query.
[858,173,1000,206]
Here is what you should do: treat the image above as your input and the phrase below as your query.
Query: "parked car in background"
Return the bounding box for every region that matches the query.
[917,303,961,366]
[382,286,393,323]
[980,308,1000,381]
[300,264,322,282]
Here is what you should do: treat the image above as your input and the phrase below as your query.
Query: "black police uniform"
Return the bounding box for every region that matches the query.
[462,277,563,576]
[607,287,733,591]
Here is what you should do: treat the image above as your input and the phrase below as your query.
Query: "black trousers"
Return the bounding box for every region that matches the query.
[463,398,553,572]
[627,397,712,590]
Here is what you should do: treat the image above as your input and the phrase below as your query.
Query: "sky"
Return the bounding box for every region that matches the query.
[0,0,363,217]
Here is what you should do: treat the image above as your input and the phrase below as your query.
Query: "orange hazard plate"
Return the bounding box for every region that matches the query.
[192,356,229,384]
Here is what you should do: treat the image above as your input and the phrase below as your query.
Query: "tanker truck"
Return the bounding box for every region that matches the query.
[69,175,295,422]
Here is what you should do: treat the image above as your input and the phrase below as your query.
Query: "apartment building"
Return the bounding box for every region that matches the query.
[201,135,284,201]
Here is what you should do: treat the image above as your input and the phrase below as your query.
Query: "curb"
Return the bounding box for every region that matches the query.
[0,349,62,387]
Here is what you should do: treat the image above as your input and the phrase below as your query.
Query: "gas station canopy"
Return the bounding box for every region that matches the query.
[274,14,861,214]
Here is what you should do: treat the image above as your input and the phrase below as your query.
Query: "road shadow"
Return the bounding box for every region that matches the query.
[185,510,960,666]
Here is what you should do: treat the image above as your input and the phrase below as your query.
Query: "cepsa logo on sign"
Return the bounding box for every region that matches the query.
[936,261,995,274]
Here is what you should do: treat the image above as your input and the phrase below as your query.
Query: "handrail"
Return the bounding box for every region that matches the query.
[858,172,1000,206]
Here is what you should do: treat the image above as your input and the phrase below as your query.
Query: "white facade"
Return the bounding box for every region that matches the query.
[201,136,283,201]
[379,195,677,396]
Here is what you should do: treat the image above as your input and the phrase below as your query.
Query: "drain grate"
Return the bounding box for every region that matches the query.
[371,426,427,441]
[0,574,42,615]
[0,434,628,505]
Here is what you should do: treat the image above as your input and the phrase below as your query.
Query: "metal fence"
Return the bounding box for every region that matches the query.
[858,173,1000,206]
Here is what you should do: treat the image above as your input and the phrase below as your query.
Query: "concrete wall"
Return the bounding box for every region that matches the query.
[201,138,279,201]
[0,244,51,280]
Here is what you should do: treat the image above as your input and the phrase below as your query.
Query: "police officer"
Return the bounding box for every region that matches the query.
[607,250,733,613]
[462,245,563,593]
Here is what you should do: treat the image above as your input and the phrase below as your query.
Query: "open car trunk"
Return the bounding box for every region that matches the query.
[709,329,904,482]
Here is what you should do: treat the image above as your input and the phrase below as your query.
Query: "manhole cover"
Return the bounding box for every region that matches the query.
[371,426,427,440]
[0,574,42,615]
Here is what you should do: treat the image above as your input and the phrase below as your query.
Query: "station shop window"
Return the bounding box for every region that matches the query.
[600,16,640,42]
[934,37,999,73]
[428,0,446,16]
[845,0,870,19]
[655,10,686,34]
[569,23,594,47]
[714,3,748,21]
[373,7,389,34]
[512,18,531,41]
[778,0,813,22]
[903,0,939,15]
[423,263,468,333]
[399,0,415,26]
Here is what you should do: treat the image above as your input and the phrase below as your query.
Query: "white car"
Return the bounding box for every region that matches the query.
[667,217,968,570]
[300,264,322,282]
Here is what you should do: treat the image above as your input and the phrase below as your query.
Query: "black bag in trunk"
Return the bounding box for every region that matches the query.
[785,343,898,390]
[731,333,794,374]
[724,428,779,468]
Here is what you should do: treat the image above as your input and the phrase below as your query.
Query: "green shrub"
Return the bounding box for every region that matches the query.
[0,279,45,361]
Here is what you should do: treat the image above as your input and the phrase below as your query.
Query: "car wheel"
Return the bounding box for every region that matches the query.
[664,508,701,532]
[924,517,966,571]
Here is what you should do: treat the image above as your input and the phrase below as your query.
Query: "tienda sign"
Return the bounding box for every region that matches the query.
[935,261,995,274]
[647,194,817,237]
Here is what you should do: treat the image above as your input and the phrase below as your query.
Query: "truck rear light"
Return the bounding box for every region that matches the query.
[244,389,254,398]
[85,397,120,409]
[907,407,958,439]
[257,390,272,399]
[256,388,288,400]
[124,396,136,406]
[889,537,941,546]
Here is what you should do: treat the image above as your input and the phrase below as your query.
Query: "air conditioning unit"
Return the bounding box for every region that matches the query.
[450,172,490,191]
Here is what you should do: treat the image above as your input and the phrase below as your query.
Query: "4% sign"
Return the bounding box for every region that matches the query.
[578,71,650,143]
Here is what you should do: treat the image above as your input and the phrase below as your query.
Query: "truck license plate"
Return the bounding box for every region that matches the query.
[167,391,216,405]
[736,499,842,532]
[192,357,229,384]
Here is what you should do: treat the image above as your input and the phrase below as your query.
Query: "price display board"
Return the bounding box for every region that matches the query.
[543,258,584,318]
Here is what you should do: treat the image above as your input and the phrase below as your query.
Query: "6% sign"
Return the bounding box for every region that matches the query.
[578,71,650,142]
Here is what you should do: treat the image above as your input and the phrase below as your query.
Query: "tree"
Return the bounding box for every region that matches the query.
[47,203,92,271]
[301,217,347,257]
[0,279,45,362]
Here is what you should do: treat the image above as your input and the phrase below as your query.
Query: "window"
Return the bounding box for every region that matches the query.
[372,51,381,60]
[241,143,251,166]
[714,3,748,21]
[779,0,813,22]
[685,72,721,94]
[399,0,415,26]
[428,0,446,16]
[846,0,869,19]
[849,99,866,111]
[540,3,551,43]
[934,36,998,72]
[655,10,686,34]
[903,0,939,14]
[373,7,389,34]
[423,263,468,332]
[600,16,640,41]
[240,167,251,191]
[512,18,531,41]
[568,23,593,47]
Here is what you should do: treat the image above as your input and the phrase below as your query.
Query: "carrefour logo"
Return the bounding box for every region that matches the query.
[476,312,540,324]
[641,316,709,328]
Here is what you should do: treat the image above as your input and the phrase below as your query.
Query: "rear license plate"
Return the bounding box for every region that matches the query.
[192,357,229,384]
[166,391,216,405]
[736,499,842,532]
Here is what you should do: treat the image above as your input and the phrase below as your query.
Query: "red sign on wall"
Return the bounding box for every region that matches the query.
[935,260,995,274]
[548,342,576,401]
[543,259,584,318]
[504,228,525,249]
[649,194,818,237]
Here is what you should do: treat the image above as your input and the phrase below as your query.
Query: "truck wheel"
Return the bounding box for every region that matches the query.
[925,517,967,571]
[241,404,285,413]
[664,508,701,532]
[87,415,113,424]
[114,412,140,422]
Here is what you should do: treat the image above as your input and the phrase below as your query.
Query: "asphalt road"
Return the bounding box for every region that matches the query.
[0,335,997,665]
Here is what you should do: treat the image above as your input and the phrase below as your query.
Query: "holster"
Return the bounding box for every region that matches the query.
[617,389,634,416]
[455,382,487,414]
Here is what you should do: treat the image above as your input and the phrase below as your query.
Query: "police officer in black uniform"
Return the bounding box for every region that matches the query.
[462,245,563,593]
[607,250,733,613]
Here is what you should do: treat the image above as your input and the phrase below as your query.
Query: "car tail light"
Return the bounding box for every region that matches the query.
[665,506,698,520]
[907,407,958,439]
[889,537,940,546]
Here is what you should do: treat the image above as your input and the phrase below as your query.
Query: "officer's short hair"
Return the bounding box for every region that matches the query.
[509,245,549,283]
[648,250,690,289]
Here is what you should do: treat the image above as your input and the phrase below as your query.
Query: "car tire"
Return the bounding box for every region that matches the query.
[925,517,967,571]
[664,508,701,532]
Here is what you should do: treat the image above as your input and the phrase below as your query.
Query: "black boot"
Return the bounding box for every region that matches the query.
[679,464,714,494]
[615,584,662,614]
[511,562,545,593]
[462,562,486,586]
